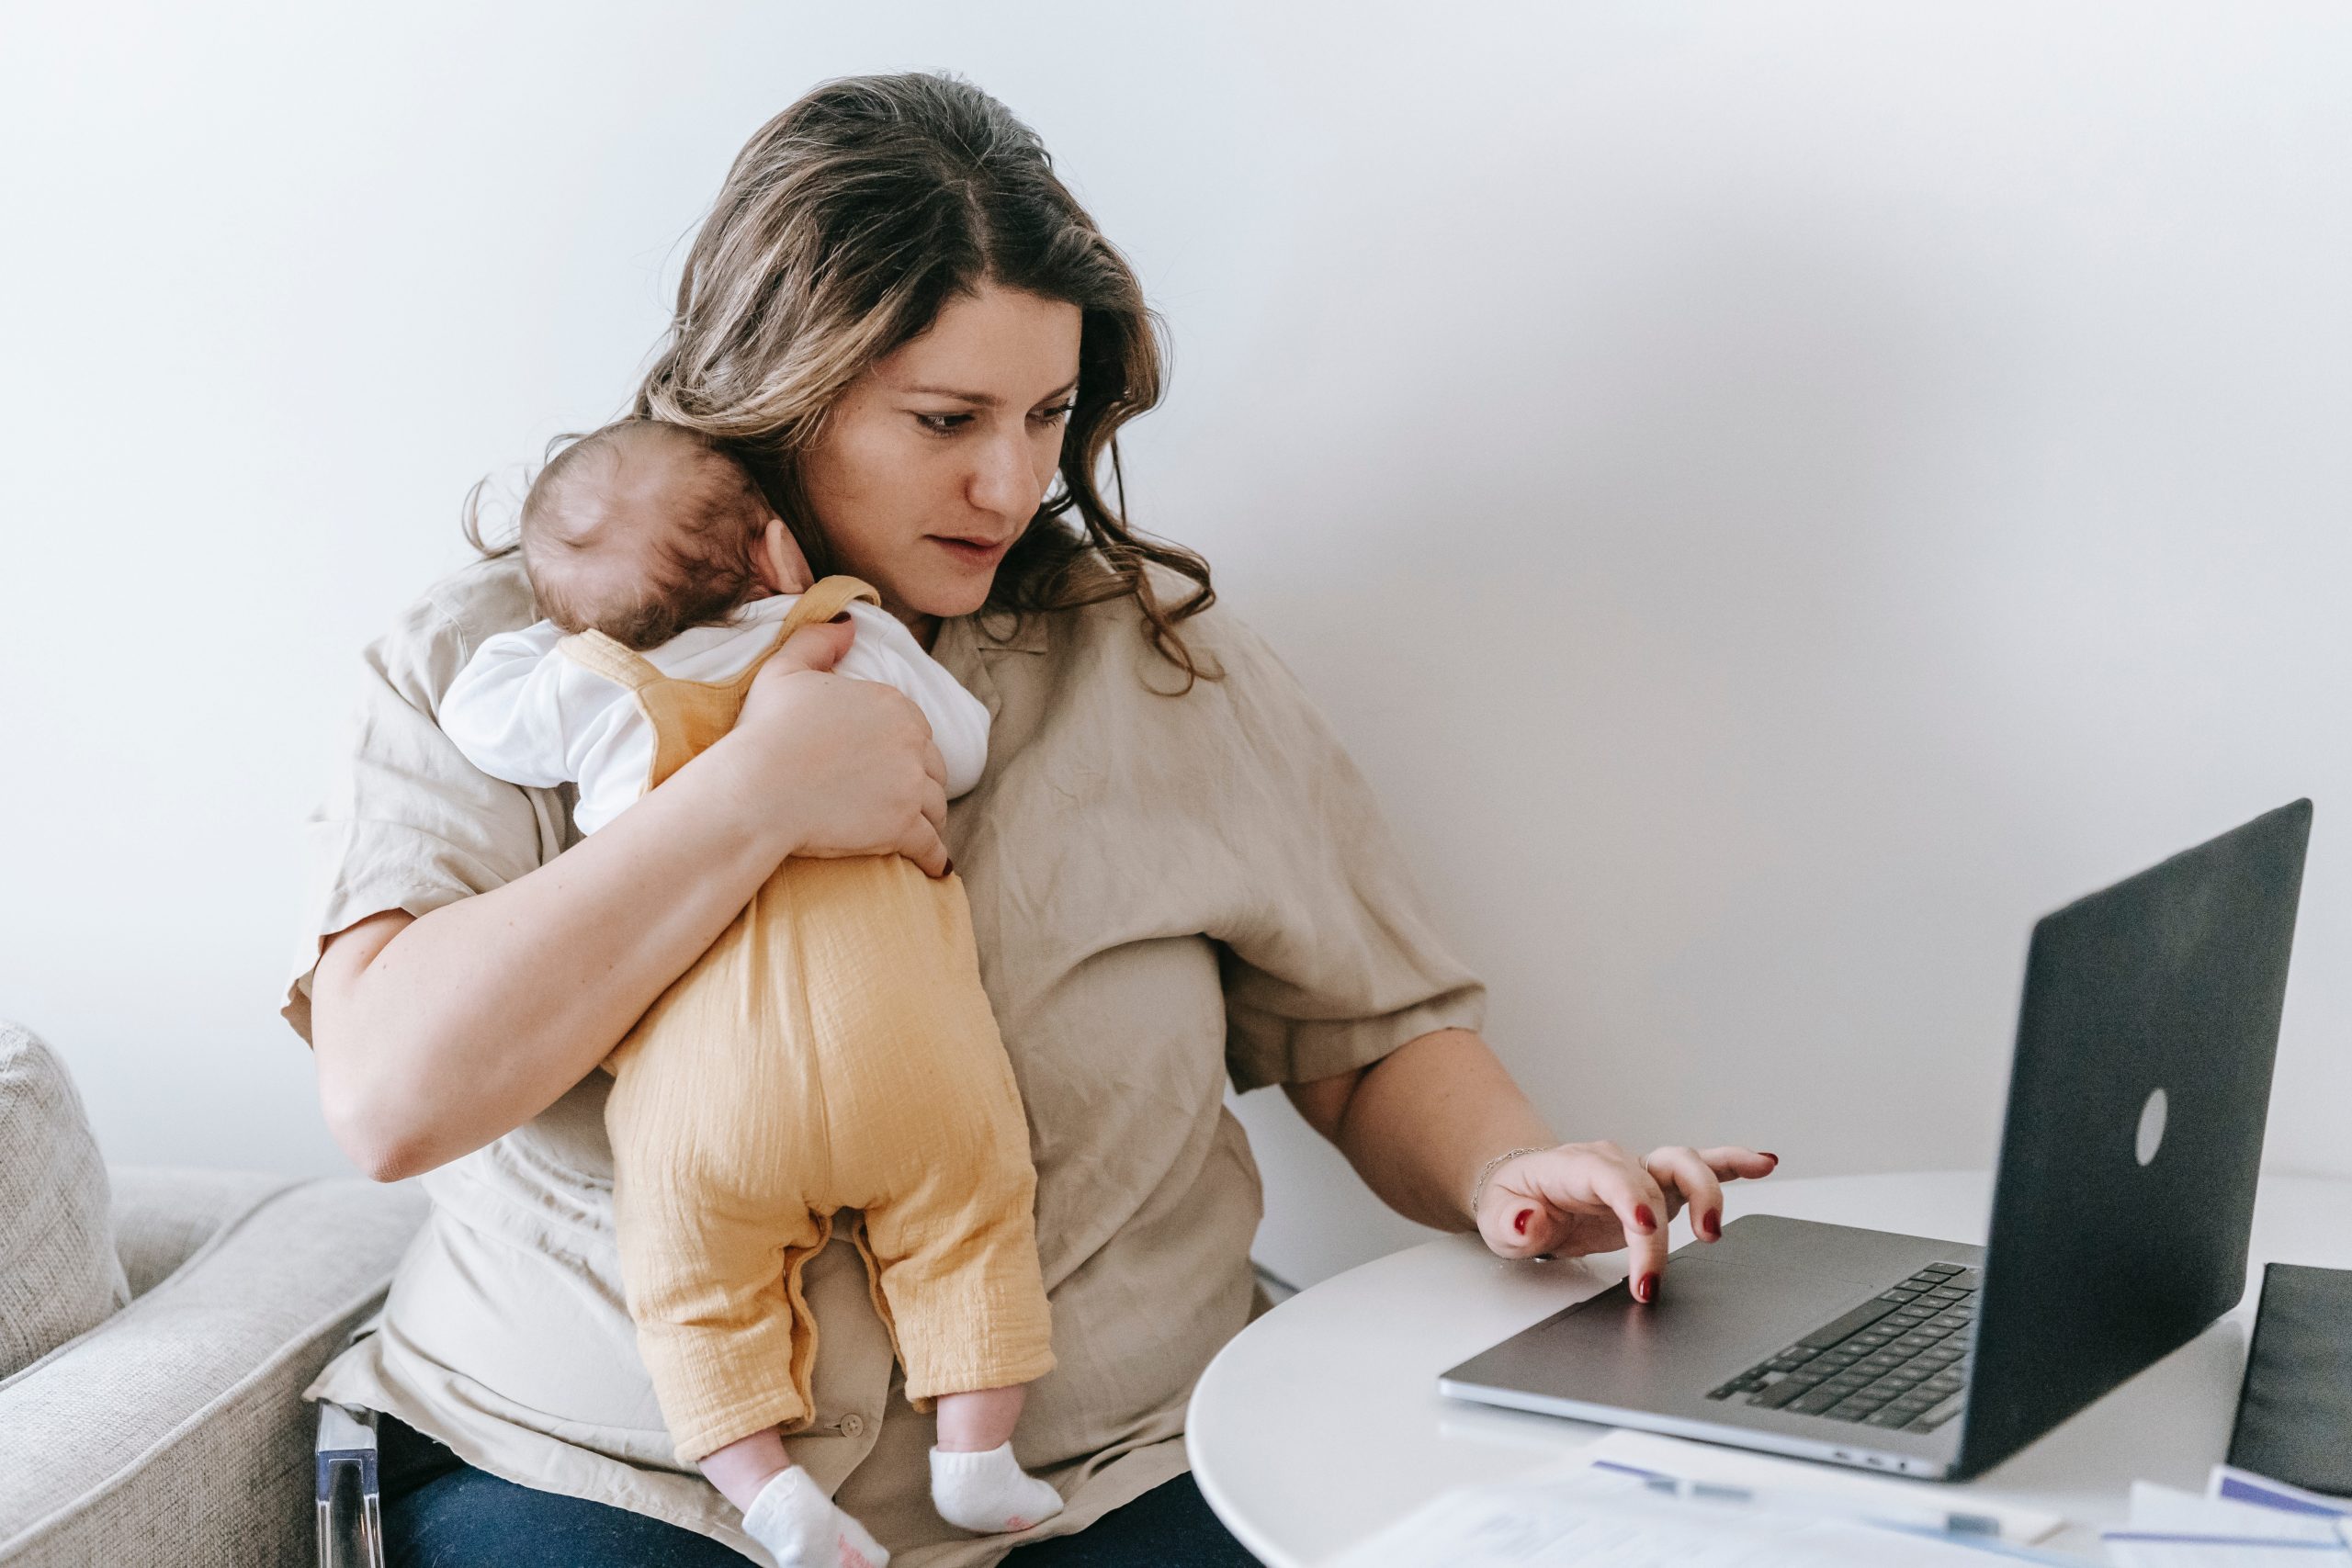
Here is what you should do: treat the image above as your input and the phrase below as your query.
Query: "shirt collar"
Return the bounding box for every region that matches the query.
[948,606,1051,657]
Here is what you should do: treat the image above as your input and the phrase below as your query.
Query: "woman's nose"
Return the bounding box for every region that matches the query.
[966,428,1039,519]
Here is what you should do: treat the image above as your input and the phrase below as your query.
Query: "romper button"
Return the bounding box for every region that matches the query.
[840,1415,866,1438]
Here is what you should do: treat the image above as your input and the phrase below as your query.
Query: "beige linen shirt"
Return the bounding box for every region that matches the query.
[286,553,1486,1567]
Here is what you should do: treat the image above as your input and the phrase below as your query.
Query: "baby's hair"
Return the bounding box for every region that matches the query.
[517,419,774,651]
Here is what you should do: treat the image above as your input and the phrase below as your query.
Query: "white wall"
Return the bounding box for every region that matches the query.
[4,2,2346,1288]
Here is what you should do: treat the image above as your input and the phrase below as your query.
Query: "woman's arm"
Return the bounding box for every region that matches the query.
[1285,1028,1776,1300]
[311,623,950,1182]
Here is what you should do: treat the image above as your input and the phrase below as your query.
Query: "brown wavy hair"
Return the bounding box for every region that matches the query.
[623,72,1216,681]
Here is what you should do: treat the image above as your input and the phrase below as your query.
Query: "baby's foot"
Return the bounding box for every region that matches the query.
[929,1442,1066,1535]
[742,1465,889,1568]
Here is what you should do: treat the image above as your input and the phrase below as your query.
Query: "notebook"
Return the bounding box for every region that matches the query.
[2228,1262,2352,1501]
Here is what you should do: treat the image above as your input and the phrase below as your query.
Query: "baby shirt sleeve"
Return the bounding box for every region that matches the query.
[837,603,993,797]
[436,623,579,788]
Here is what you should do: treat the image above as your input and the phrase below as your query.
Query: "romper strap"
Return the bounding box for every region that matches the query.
[556,629,665,692]
[553,577,882,694]
[739,576,884,682]
[770,575,882,645]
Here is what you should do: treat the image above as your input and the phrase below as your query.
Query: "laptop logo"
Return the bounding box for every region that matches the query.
[2136,1087,2168,1166]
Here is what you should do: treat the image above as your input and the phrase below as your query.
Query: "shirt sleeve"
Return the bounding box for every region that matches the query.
[283,556,571,1044]
[1195,613,1489,1093]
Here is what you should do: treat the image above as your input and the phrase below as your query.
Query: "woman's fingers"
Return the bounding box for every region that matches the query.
[763,619,854,676]
[1698,1146,1781,1182]
[920,741,949,833]
[1496,1144,1672,1297]
[732,662,952,871]
[1475,1152,1551,1258]
[898,818,952,879]
[1645,1146,1726,1242]
[1577,1149,1674,1301]
[1481,1141,1781,1300]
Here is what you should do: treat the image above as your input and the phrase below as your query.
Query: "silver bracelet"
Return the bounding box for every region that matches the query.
[1470,1145,1548,1218]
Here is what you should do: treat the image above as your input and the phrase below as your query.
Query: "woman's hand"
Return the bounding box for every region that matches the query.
[716,619,953,875]
[1285,1033,1775,1303]
[1475,1142,1780,1301]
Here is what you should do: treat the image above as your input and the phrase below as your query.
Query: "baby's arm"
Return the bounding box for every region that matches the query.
[436,624,584,788]
[834,604,992,798]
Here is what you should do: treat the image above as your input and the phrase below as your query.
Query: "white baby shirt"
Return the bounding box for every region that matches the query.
[438,593,991,835]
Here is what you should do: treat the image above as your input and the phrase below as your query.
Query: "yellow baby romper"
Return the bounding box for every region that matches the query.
[562,575,1057,1465]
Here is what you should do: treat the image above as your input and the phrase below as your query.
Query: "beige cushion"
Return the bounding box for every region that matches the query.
[0,1021,128,1379]
[110,1166,302,1300]
[0,1173,430,1566]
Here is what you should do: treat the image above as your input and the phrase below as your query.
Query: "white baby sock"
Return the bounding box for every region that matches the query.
[929,1442,1067,1535]
[741,1465,890,1568]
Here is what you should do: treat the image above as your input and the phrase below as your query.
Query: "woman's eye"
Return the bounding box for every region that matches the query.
[1030,402,1075,425]
[915,412,972,434]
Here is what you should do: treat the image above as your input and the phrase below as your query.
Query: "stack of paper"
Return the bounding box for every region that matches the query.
[2100,1468,2351,1567]
[1323,1434,2352,1567]
[1328,1433,2084,1567]
[1574,1429,2066,1543]
[1327,1467,2085,1568]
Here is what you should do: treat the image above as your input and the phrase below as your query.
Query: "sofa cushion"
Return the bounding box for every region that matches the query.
[112,1166,301,1300]
[0,1176,428,1566]
[0,1021,130,1379]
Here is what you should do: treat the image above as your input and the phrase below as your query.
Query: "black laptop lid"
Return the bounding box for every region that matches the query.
[1955,799,2312,1477]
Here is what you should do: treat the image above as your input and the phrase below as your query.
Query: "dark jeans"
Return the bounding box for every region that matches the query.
[379,1416,1261,1567]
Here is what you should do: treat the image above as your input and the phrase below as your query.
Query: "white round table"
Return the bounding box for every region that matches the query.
[1187,1170,2352,1565]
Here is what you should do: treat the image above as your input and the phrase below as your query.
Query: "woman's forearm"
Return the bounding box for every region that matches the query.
[311,627,948,1183]
[1287,1029,1555,1232]
[312,737,808,1181]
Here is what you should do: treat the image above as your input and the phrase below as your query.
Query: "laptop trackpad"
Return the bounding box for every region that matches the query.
[1445,1213,1982,1415]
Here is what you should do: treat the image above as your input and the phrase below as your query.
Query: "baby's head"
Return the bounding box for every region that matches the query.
[520,420,801,650]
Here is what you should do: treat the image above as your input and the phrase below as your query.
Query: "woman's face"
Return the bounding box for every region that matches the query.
[801,283,1084,631]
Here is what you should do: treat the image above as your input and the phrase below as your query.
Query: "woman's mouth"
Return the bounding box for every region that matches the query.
[928,534,1014,568]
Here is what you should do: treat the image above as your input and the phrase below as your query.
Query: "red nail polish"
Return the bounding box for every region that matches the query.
[1636,1273,1657,1303]
[1760,1152,1780,1164]
[1513,1208,1532,1235]
[943,858,956,876]
[1703,1208,1722,1239]
[1634,1204,1657,1234]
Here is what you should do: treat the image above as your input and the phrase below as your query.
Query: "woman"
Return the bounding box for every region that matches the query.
[295,73,1773,1567]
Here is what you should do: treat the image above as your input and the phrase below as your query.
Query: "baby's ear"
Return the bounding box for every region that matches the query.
[756,517,813,594]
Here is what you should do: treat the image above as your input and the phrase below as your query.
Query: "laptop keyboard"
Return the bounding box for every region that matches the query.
[1705,1262,1978,1433]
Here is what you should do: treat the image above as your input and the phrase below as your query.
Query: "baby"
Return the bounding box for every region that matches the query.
[439,420,1063,1568]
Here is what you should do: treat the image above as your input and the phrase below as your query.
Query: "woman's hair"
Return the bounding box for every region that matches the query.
[471,72,1216,682]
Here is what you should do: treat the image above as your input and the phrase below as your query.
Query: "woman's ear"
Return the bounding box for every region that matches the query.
[755,516,813,595]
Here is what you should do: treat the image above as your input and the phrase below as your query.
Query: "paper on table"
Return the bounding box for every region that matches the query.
[1325,1466,2093,1568]
[2128,1483,2342,1543]
[1568,1428,2067,1544]
[2099,1478,2351,1567]
[2210,1468,2352,1520]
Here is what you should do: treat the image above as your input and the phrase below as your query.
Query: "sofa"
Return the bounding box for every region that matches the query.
[0,1021,428,1567]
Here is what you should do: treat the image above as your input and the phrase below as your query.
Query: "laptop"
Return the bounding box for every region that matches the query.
[1440,799,2312,1481]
